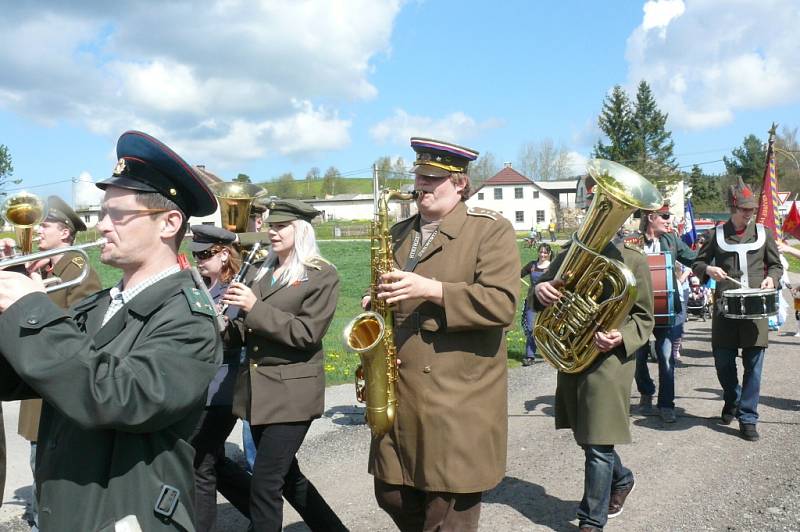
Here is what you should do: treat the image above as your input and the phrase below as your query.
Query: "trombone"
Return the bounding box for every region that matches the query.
[1,191,106,293]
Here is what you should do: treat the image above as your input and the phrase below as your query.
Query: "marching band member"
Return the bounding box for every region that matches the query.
[224,199,346,532]
[189,225,251,531]
[18,195,102,528]
[368,138,519,531]
[632,201,696,422]
[693,178,783,441]
[0,130,222,530]
[533,174,655,532]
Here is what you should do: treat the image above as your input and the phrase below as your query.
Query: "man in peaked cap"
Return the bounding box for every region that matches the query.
[693,177,782,442]
[0,130,222,531]
[632,199,696,424]
[16,195,102,528]
[368,137,520,531]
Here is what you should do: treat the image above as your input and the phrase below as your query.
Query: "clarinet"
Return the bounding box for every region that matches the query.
[220,242,262,315]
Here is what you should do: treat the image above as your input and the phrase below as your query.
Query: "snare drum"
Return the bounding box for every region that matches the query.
[647,253,675,328]
[722,288,779,319]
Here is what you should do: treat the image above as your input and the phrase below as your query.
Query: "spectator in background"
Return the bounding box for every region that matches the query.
[548,221,557,242]
[520,243,553,366]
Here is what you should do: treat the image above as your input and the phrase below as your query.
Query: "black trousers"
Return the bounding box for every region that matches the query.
[191,406,251,531]
[250,421,346,531]
[374,478,482,532]
[0,404,5,508]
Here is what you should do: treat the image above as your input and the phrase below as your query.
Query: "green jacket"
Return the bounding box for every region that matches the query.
[0,270,221,531]
[533,241,654,445]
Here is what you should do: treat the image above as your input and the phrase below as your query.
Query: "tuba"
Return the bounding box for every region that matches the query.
[534,159,662,374]
[343,183,415,437]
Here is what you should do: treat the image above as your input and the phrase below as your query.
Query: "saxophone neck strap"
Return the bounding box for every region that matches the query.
[404,228,439,272]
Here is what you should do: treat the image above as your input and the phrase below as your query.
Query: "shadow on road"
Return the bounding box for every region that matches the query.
[484,476,579,531]
[523,395,555,417]
[324,405,366,427]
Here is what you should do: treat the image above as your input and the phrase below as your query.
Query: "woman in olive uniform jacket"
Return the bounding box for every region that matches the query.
[533,240,654,531]
[225,199,346,532]
[692,179,782,442]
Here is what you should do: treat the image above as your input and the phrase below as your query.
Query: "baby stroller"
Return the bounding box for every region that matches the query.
[686,276,711,321]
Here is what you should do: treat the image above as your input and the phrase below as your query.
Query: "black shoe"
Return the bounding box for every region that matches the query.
[608,478,635,518]
[739,422,759,441]
[522,357,535,367]
[721,404,738,425]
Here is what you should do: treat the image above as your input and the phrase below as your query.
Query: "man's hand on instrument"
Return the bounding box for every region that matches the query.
[221,282,257,313]
[760,277,775,289]
[27,258,50,274]
[706,265,726,281]
[1,238,16,258]
[361,296,371,311]
[0,270,45,312]
[594,329,622,352]
[535,280,562,307]
[377,269,443,306]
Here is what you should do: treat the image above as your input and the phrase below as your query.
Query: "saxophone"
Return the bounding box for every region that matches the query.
[343,188,415,437]
[534,159,663,373]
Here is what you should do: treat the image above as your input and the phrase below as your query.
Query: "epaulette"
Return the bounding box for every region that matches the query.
[70,256,86,269]
[305,257,330,270]
[466,206,498,220]
[182,286,217,317]
[624,241,646,254]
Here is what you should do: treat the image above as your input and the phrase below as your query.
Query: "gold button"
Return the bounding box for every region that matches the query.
[247,328,253,333]
[251,362,257,369]
[423,365,431,373]
[253,346,259,352]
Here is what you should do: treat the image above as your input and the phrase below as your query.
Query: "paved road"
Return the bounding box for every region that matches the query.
[2,283,800,531]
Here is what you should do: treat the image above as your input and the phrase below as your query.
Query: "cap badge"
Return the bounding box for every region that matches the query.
[269,201,276,209]
[169,188,177,196]
[113,158,127,176]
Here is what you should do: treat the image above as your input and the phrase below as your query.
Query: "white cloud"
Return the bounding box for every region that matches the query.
[0,1,401,166]
[370,109,503,144]
[625,0,800,130]
[73,171,105,209]
[566,151,589,176]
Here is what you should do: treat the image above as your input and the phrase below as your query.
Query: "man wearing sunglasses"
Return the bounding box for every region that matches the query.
[0,131,222,531]
[632,201,696,424]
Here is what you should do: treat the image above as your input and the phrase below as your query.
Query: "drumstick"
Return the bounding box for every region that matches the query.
[520,278,530,287]
[724,275,744,288]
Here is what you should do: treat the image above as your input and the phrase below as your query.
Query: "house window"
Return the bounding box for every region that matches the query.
[477,192,484,200]
[515,211,524,223]
[536,210,545,223]
[533,190,540,199]
[84,215,91,223]
[494,188,502,200]
[514,187,523,199]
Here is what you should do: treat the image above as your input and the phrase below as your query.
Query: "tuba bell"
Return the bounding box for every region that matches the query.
[534,159,662,373]
[209,182,267,233]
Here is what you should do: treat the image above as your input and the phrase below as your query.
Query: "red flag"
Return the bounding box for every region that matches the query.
[782,201,800,241]
[756,123,781,238]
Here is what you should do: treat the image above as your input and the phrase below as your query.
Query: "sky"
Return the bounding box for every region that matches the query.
[0,0,799,207]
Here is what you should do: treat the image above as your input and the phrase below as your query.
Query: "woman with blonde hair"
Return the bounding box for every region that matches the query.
[224,199,346,531]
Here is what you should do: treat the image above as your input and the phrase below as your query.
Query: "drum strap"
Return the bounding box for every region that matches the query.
[715,223,765,288]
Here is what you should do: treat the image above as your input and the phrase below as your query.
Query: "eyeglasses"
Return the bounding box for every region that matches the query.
[99,206,169,223]
[656,213,671,220]
[192,247,221,261]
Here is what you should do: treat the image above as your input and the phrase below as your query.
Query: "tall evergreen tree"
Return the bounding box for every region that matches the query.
[0,144,14,196]
[631,81,678,189]
[687,164,724,211]
[723,134,766,189]
[593,85,635,163]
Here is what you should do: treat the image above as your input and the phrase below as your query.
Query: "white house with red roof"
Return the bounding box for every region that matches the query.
[467,163,562,231]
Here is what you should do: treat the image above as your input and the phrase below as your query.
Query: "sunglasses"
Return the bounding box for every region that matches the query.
[99,206,169,223]
[656,213,671,220]
[192,247,221,261]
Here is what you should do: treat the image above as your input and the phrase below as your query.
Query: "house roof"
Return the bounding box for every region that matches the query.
[483,166,534,186]
[194,165,223,185]
[535,178,581,191]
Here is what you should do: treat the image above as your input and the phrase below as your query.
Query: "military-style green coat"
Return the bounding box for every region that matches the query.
[18,249,102,442]
[0,270,221,531]
[533,241,654,445]
[692,220,783,348]
[368,202,520,493]
[232,260,339,425]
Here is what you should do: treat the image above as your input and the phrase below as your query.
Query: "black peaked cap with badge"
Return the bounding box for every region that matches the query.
[189,225,236,252]
[265,199,321,223]
[97,130,218,217]
[46,195,87,232]
[410,137,479,178]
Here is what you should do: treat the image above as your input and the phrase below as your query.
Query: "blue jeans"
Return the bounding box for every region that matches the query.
[522,306,537,358]
[634,326,678,409]
[713,346,765,424]
[578,445,634,529]
[243,420,257,473]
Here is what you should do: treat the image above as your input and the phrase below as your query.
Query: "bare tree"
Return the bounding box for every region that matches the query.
[517,139,571,181]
